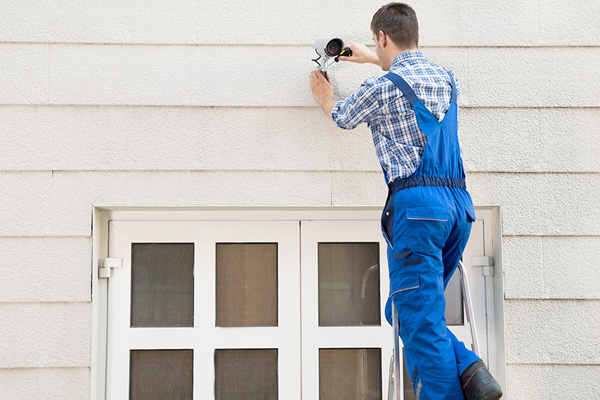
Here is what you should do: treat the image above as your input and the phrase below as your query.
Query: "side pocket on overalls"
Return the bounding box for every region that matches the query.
[381,189,395,249]
[389,273,425,327]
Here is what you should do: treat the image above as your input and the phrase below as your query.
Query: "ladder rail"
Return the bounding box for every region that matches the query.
[457,260,480,357]
[388,260,479,399]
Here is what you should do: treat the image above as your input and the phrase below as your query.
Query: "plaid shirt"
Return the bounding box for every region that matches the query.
[331,51,461,183]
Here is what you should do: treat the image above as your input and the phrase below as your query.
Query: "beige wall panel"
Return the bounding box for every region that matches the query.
[1,0,598,46]
[0,171,53,236]
[0,237,91,303]
[465,47,600,107]
[2,106,597,173]
[506,365,600,400]
[2,44,598,107]
[0,303,91,368]
[50,170,332,236]
[1,45,584,107]
[0,44,48,104]
[503,236,600,300]
[537,0,600,46]
[331,172,387,206]
[0,367,90,400]
[467,173,600,236]
[3,171,598,237]
[461,108,600,173]
[504,300,600,364]
[0,105,377,172]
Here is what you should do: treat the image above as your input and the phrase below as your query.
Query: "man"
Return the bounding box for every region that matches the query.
[309,3,503,400]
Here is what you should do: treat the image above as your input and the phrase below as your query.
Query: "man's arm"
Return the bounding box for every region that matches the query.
[337,43,381,66]
[309,69,336,118]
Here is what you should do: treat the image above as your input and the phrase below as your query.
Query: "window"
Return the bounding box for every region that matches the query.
[93,208,501,399]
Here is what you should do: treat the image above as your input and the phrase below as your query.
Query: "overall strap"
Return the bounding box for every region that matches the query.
[383,73,419,105]
[385,72,457,104]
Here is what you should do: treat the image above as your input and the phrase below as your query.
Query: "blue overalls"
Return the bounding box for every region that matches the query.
[381,72,480,399]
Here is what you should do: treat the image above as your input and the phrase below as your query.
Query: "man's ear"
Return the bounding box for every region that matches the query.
[379,30,387,48]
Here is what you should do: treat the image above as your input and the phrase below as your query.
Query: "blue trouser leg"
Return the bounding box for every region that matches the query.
[383,187,479,399]
[388,246,464,399]
[441,211,480,376]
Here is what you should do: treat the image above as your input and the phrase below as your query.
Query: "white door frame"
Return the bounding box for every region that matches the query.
[91,207,504,400]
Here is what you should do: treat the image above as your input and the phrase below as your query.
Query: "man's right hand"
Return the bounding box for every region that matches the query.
[337,43,381,67]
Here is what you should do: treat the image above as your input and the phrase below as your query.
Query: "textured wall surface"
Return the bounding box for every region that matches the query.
[0,0,599,399]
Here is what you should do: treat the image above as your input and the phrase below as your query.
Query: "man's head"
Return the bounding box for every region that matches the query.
[371,3,419,70]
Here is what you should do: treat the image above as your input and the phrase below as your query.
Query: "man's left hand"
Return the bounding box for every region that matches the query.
[309,69,336,118]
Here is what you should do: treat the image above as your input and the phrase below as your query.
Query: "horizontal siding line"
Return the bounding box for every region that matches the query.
[467,171,600,175]
[467,171,600,174]
[0,301,90,306]
[2,234,597,240]
[2,41,600,49]
[506,363,600,367]
[1,233,598,239]
[0,366,90,371]
[0,170,599,175]
[0,235,91,239]
[505,297,600,301]
[1,104,600,111]
[505,298,600,303]
[502,235,600,239]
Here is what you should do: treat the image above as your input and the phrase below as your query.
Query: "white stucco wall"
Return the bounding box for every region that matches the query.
[0,1,599,399]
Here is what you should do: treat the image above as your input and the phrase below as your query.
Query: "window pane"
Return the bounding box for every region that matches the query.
[131,243,194,327]
[319,348,381,400]
[215,349,278,400]
[445,271,464,325]
[216,243,278,327]
[319,243,380,326]
[130,350,193,400]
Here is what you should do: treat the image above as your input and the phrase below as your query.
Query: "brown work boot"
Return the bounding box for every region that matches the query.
[460,360,503,400]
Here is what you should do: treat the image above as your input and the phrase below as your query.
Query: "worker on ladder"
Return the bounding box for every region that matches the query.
[309,3,503,399]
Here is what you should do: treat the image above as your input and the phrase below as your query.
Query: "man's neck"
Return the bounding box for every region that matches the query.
[392,48,420,58]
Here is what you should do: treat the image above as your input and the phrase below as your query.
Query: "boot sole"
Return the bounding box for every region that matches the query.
[482,392,503,400]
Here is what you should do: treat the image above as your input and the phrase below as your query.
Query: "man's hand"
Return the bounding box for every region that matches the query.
[337,43,381,66]
[309,69,336,118]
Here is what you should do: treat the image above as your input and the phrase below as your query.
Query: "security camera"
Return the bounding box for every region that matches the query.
[312,38,352,78]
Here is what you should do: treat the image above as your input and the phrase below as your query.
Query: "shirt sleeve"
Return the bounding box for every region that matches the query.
[447,69,461,98]
[331,77,381,130]
[447,69,463,155]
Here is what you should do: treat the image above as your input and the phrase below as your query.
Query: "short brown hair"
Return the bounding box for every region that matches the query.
[371,3,419,49]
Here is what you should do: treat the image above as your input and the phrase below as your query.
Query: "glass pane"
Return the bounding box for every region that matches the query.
[215,349,278,400]
[319,243,380,326]
[402,348,416,400]
[131,243,194,327]
[445,271,464,325]
[130,350,193,400]
[216,243,278,327]
[319,348,381,400]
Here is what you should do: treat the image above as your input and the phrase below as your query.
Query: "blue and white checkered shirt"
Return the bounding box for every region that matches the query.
[331,51,461,183]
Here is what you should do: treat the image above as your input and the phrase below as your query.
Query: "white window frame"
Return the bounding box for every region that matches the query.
[91,206,506,400]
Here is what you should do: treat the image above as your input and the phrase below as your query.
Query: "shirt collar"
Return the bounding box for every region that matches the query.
[390,51,427,68]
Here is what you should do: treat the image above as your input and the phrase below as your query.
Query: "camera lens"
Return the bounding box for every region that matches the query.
[325,39,343,56]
